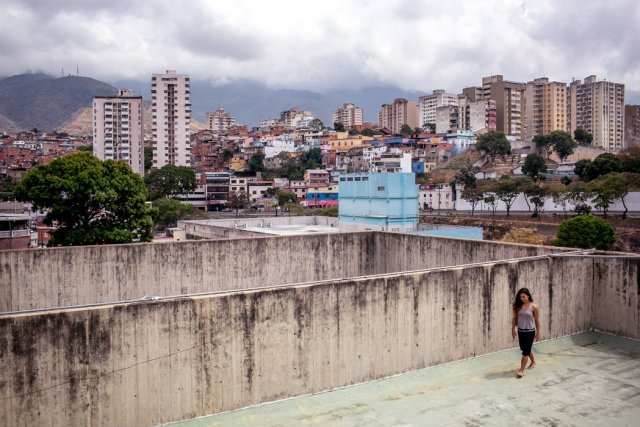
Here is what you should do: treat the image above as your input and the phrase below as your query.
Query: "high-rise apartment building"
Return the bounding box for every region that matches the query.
[418,90,458,127]
[568,75,625,151]
[151,70,191,168]
[92,89,144,175]
[482,75,526,138]
[206,108,237,133]
[378,98,418,134]
[624,105,640,148]
[523,77,567,140]
[435,105,458,133]
[331,103,364,128]
[458,92,497,134]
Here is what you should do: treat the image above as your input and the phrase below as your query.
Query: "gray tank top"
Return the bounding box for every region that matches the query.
[517,304,536,330]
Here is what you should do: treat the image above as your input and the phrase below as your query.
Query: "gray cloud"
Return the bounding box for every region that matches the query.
[0,0,638,95]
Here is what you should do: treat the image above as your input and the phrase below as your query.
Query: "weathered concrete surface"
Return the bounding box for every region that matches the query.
[3,255,629,427]
[176,332,640,427]
[0,232,566,312]
[179,216,339,239]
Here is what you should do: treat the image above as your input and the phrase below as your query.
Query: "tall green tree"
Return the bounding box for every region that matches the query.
[522,154,547,182]
[145,164,197,200]
[0,176,16,201]
[333,122,345,132]
[533,134,553,158]
[454,165,481,188]
[400,124,413,135]
[574,128,593,146]
[584,153,623,181]
[248,152,266,173]
[227,189,249,217]
[476,131,511,162]
[587,172,635,218]
[567,181,593,215]
[549,130,577,162]
[524,184,550,219]
[493,176,527,217]
[554,215,615,250]
[301,147,323,169]
[14,152,153,246]
[143,146,153,172]
[460,188,484,216]
[151,197,198,229]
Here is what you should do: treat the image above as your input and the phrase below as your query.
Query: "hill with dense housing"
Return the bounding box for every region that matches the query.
[0,73,117,132]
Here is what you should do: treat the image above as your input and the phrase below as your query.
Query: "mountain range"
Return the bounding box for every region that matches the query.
[1,73,639,135]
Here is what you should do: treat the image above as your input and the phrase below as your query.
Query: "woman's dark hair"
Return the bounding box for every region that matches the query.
[513,288,533,313]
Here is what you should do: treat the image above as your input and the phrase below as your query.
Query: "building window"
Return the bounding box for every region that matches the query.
[378,186,385,191]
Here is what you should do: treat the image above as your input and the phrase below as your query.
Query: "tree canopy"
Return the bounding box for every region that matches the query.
[548,130,577,162]
[476,131,511,162]
[522,154,547,181]
[491,176,527,217]
[144,164,197,200]
[151,197,200,229]
[14,152,153,246]
[400,124,413,135]
[248,152,266,173]
[454,165,480,188]
[574,128,593,146]
[554,215,615,250]
[333,122,345,132]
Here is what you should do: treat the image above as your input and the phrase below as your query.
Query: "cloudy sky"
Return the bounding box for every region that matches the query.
[2,0,639,94]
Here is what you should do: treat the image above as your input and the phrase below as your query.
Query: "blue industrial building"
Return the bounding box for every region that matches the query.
[338,173,419,231]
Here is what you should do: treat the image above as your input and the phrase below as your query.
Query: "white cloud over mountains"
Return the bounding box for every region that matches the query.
[2,0,639,94]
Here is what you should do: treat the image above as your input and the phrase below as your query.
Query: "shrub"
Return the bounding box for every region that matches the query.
[554,215,615,250]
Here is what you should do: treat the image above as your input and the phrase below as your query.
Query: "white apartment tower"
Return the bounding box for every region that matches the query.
[92,90,144,175]
[418,90,458,127]
[151,70,191,168]
[331,103,364,128]
[206,108,237,132]
[568,75,625,151]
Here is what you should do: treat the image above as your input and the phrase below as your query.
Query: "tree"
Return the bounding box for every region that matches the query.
[493,176,526,217]
[423,123,436,133]
[144,146,153,172]
[309,118,324,131]
[476,131,511,163]
[560,176,572,187]
[619,148,640,174]
[524,184,550,219]
[301,147,323,169]
[414,127,423,134]
[573,159,591,180]
[567,181,593,215]
[549,130,577,162]
[460,188,484,216]
[361,128,375,137]
[533,134,553,158]
[454,165,481,188]
[0,176,16,201]
[222,148,234,161]
[522,154,547,182]
[151,197,197,229]
[145,164,197,200]
[588,172,632,218]
[583,153,623,181]
[483,192,498,216]
[14,152,152,246]
[554,215,615,250]
[248,152,265,173]
[227,189,249,217]
[77,145,93,152]
[574,128,593,146]
[333,122,345,132]
[551,188,571,218]
[400,124,413,135]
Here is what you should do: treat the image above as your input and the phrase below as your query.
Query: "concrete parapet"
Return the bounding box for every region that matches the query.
[2,254,636,426]
[0,232,565,313]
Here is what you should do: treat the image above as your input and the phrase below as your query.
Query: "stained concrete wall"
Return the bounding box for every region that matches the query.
[0,232,567,313]
[178,216,339,239]
[3,254,629,427]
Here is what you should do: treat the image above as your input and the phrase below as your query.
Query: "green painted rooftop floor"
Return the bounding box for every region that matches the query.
[171,332,640,426]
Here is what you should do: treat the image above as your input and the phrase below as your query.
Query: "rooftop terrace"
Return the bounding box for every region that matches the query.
[175,332,640,427]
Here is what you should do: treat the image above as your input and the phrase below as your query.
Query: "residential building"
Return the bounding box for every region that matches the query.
[280,108,312,128]
[331,103,364,128]
[205,108,237,133]
[338,173,419,232]
[524,78,567,140]
[481,75,526,138]
[419,184,454,211]
[247,180,274,203]
[568,75,625,151]
[371,152,412,173]
[151,70,191,168]
[378,98,419,134]
[304,169,330,186]
[625,105,640,148]
[418,90,458,128]
[92,90,144,175]
[203,172,230,211]
[435,105,458,134]
[306,184,339,208]
[457,94,496,134]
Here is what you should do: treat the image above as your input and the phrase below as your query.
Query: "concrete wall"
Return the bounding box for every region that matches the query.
[178,216,339,239]
[0,233,567,313]
[1,254,611,427]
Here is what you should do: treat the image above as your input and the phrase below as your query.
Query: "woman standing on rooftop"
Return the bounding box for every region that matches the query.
[512,288,540,378]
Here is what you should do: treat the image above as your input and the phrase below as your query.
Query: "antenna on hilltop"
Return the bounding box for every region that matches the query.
[76,65,79,76]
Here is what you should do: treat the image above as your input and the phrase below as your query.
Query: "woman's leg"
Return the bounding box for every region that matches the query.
[528,352,536,369]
